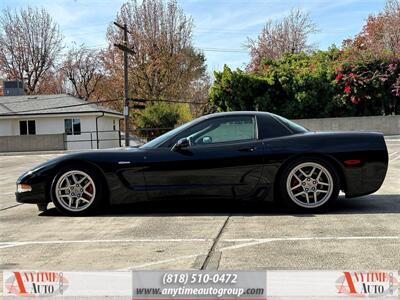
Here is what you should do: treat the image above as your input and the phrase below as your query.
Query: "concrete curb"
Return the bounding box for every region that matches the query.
[0,150,71,156]
[385,135,400,140]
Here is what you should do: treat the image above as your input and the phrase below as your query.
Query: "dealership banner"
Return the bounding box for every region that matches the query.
[266,271,398,299]
[2,270,399,299]
[132,271,266,299]
[3,271,132,299]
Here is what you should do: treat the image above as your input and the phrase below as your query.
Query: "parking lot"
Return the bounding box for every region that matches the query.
[1,138,400,280]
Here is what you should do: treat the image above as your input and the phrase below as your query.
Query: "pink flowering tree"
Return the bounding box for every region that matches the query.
[335,59,400,115]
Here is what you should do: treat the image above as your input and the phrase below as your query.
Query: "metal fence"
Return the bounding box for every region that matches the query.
[129,127,173,144]
[64,128,174,149]
[64,130,121,149]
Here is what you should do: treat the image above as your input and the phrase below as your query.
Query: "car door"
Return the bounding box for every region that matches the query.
[142,115,265,201]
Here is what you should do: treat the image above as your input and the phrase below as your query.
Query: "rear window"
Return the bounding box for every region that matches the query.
[271,114,308,134]
[257,115,292,139]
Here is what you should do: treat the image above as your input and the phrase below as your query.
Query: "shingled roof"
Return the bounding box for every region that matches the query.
[0,94,122,117]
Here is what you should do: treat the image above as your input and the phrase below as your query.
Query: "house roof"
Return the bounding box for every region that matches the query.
[0,94,123,117]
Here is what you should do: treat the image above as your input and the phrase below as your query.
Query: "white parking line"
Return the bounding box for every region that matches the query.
[3,235,400,251]
[219,236,400,252]
[391,155,400,162]
[389,152,398,157]
[122,236,400,269]
[124,253,207,269]
[0,238,213,249]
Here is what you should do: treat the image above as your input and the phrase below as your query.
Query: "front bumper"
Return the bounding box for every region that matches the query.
[15,182,49,204]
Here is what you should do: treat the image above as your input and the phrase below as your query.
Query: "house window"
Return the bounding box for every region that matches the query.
[113,120,116,131]
[64,118,81,135]
[19,120,36,135]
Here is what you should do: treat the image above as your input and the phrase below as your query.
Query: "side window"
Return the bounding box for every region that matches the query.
[28,120,36,135]
[257,115,291,139]
[64,118,81,135]
[187,116,256,146]
[73,118,81,135]
[19,121,27,135]
[19,120,36,135]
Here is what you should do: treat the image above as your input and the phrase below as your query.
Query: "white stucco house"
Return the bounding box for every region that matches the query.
[0,94,123,152]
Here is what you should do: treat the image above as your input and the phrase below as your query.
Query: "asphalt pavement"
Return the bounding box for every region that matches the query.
[1,138,399,283]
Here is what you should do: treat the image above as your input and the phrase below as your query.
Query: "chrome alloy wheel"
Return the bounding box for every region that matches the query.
[55,170,96,212]
[286,162,333,208]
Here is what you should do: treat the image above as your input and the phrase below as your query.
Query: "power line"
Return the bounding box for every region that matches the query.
[0,98,208,116]
[0,98,121,115]
[202,48,248,53]
[0,95,74,105]
[81,43,249,53]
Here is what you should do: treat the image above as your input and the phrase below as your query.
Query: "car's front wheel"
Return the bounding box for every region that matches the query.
[279,157,340,211]
[51,166,103,216]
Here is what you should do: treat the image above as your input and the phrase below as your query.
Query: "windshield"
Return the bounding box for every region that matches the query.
[139,118,199,149]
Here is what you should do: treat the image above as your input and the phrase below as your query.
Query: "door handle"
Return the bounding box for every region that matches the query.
[239,147,255,152]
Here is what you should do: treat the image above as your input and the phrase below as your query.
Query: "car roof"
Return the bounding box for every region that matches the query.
[202,111,273,119]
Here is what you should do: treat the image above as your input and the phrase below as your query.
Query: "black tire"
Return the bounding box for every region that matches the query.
[51,165,104,216]
[277,157,340,212]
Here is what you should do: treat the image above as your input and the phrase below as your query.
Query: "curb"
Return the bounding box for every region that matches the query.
[0,150,71,157]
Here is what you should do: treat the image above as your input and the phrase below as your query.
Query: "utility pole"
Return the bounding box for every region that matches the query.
[114,22,135,147]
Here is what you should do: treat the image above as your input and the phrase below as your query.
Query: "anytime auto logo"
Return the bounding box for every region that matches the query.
[5,271,69,297]
[336,271,398,297]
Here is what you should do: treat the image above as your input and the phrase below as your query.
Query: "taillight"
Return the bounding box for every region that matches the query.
[343,159,362,166]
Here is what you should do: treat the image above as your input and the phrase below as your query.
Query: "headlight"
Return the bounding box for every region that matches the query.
[17,184,32,193]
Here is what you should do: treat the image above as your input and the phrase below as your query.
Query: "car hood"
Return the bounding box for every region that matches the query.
[19,147,147,180]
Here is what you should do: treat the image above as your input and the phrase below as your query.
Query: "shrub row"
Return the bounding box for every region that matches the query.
[210,48,400,118]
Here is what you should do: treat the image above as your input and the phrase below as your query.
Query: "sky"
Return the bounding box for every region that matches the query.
[0,0,387,73]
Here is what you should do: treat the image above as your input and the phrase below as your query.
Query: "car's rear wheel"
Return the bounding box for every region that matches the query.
[51,167,103,216]
[279,157,340,211]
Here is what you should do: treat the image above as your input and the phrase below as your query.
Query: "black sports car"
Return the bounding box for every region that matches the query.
[16,111,388,215]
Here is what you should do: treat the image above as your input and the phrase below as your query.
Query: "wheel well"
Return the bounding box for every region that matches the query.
[49,160,110,204]
[273,153,347,197]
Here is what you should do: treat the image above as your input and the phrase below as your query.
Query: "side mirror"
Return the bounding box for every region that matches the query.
[172,138,190,151]
[202,136,212,144]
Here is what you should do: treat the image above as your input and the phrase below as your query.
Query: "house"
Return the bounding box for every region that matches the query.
[0,94,123,152]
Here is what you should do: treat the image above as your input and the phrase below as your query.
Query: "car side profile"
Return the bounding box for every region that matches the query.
[16,111,388,215]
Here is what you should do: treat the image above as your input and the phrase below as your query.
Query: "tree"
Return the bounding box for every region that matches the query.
[62,45,104,100]
[247,9,318,71]
[344,0,400,57]
[0,7,63,94]
[106,0,207,103]
[36,69,66,95]
[210,65,271,112]
[134,101,192,139]
[381,0,400,55]
[335,58,400,115]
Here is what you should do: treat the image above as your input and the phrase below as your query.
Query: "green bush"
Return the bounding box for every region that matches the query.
[334,56,400,116]
[134,101,192,138]
[210,66,271,112]
[210,48,400,118]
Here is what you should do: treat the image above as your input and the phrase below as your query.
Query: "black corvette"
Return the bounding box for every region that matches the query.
[16,111,388,215]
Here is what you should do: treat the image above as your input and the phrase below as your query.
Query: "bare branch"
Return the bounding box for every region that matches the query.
[0,7,63,94]
[61,45,104,100]
[104,0,207,103]
[246,9,318,71]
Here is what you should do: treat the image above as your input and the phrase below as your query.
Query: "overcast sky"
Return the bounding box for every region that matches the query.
[0,0,387,73]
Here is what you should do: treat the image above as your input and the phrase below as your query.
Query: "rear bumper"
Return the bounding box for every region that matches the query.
[343,155,388,198]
